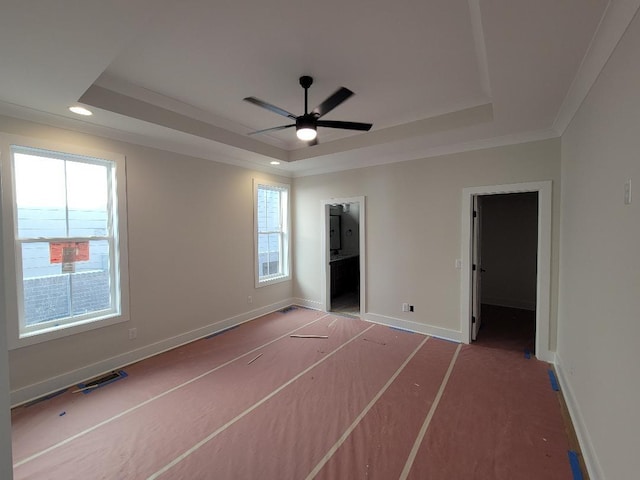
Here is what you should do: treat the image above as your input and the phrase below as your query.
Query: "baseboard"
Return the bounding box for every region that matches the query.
[292,302,462,343]
[482,297,536,311]
[292,297,324,311]
[10,298,294,407]
[554,354,604,480]
[363,312,462,343]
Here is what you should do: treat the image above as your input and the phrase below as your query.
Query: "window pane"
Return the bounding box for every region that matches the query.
[21,240,113,327]
[258,233,270,276]
[257,188,266,232]
[71,240,112,316]
[14,153,67,238]
[265,189,281,231]
[268,233,281,274]
[67,161,109,237]
[22,242,71,326]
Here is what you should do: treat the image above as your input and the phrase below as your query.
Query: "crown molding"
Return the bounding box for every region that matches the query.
[291,128,559,178]
[0,100,289,177]
[553,0,640,135]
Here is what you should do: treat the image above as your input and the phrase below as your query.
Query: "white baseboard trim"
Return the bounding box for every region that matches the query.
[363,313,462,343]
[11,298,294,407]
[482,297,536,311]
[537,350,556,364]
[292,297,324,311]
[554,354,604,480]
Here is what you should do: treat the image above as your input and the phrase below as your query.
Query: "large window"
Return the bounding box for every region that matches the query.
[1,139,129,347]
[254,180,290,286]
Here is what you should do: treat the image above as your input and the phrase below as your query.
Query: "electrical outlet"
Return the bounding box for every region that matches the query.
[248,295,253,304]
[128,328,137,340]
[402,303,409,312]
[455,259,462,269]
[409,305,414,312]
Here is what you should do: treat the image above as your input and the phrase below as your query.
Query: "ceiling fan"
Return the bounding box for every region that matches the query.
[243,76,372,145]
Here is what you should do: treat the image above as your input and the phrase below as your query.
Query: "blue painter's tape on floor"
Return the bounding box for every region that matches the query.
[524,349,531,359]
[389,326,413,334]
[548,369,560,391]
[568,451,584,480]
[205,325,240,339]
[24,388,68,407]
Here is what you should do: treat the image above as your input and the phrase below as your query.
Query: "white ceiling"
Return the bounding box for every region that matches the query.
[0,0,635,177]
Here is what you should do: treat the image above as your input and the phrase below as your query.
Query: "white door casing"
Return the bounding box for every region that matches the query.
[320,196,366,316]
[460,181,553,362]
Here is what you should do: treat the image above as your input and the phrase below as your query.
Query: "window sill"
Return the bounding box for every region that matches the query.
[256,274,291,288]
[10,312,129,350]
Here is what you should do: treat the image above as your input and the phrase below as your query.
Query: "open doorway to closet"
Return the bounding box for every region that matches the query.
[473,192,538,353]
[321,197,366,318]
[460,182,553,362]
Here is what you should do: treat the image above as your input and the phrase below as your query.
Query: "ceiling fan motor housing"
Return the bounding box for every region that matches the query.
[297,114,316,130]
[299,76,313,89]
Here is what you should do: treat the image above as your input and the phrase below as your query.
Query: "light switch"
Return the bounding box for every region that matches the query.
[624,179,632,205]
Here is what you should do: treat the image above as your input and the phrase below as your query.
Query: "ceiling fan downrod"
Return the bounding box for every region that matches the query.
[299,75,313,115]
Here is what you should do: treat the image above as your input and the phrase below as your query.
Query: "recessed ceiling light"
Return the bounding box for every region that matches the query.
[69,106,93,116]
[270,161,280,165]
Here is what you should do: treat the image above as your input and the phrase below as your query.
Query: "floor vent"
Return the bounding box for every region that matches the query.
[76,370,128,394]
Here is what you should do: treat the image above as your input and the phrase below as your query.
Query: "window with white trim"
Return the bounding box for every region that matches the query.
[254,180,290,286]
[1,141,129,347]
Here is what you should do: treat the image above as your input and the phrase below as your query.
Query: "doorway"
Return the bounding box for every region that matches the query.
[473,192,538,353]
[321,197,366,317]
[460,182,553,362]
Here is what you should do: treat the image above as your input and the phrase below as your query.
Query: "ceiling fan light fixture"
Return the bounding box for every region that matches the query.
[296,114,317,141]
[296,127,317,141]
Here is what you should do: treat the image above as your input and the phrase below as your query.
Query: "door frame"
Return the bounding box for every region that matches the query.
[321,196,366,315]
[459,181,553,362]
[471,194,483,341]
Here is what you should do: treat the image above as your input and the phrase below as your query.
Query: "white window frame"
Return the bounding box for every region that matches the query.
[254,179,291,287]
[0,135,130,349]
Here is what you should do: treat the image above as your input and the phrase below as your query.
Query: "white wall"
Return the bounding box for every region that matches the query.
[293,139,561,342]
[557,10,640,480]
[480,193,538,310]
[0,179,13,477]
[0,115,292,402]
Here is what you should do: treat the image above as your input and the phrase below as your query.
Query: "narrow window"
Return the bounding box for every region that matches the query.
[254,180,290,286]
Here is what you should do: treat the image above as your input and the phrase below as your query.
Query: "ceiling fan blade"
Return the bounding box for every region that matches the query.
[311,87,354,118]
[247,124,295,135]
[316,120,372,131]
[243,97,297,120]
